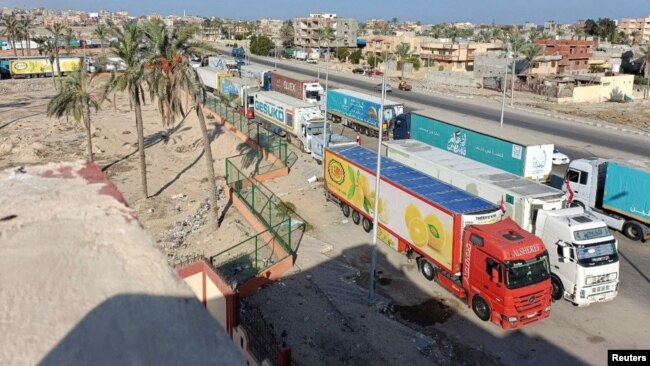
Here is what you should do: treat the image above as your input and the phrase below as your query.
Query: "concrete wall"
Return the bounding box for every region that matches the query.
[557,75,634,103]
[206,280,228,329]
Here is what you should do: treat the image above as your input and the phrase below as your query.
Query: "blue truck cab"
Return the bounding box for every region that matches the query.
[391,113,411,140]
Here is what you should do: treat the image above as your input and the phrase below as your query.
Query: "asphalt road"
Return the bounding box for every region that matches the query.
[248,54,650,160]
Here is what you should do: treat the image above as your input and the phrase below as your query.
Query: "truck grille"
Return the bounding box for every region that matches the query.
[590,274,612,285]
[514,289,546,312]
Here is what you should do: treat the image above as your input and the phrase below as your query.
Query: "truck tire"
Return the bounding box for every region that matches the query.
[300,141,305,153]
[341,203,351,217]
[550,275,564,301]
[623,222,643,241]
[420,259,436,281]
[569,201,584,209]
[362,217,373,232]
[472,295,491,322]
[351,210,361,225]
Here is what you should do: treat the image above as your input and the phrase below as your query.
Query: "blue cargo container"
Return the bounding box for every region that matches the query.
[603,161,650,224]
[326,89,404,136]
[239,64,272,91]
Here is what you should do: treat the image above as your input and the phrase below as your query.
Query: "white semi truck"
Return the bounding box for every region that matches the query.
[383,139,619,306]
[253,91,325,153]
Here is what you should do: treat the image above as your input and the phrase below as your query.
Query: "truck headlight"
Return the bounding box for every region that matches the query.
[545,306,551,312]
[508,316,518,323]
[586,276,594,285]
[608,273,617,281]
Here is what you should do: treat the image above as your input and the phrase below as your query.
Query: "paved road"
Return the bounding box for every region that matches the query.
[248,54,650,160]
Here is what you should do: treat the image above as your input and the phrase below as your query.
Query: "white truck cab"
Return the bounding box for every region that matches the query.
[535,207,619,306]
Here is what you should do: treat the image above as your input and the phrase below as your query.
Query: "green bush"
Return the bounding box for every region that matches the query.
[634,75,648,85]
[349,49,362,65]
[249,35,274,56]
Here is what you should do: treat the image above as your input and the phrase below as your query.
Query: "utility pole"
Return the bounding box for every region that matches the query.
[368,53,388,303]
[510,39,517,107]
[500,37,509,128]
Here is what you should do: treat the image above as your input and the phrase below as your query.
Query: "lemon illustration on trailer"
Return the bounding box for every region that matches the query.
[404,204,421,227]
[408,217,428,247]
[424,214,445,251]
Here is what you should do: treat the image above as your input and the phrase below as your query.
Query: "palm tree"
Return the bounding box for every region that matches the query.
[143,21,221,225]
[33,36,57,88]
[1,15,19,57]
[640,46,650,99]
[395,42,411,79]
[64,27,75,55]
[93,24,111,57]
[314,27,335,80]
[279,23,294,48]
[521,43,543,81]
[47,67,102,161]
[18,18,33,56]
[46,22,66,78]
[106,21,149,198]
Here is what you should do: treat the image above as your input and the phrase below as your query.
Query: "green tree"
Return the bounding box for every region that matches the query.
[93,24,112,57]
[105,21,150,198]
[408,57,421,71]
[349,49,362,65]
[17,18,34,56]
[1,15,19,57]
[249,34,273,56]
[47,67,102,161]
[33,36,58,88]
[314,27,335,57]
[335,47,350,62]
[46,22,66,79]
[597,18,617,42]
[521,43,543,79]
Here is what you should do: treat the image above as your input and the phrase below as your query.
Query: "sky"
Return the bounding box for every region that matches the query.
[4,0,650,24]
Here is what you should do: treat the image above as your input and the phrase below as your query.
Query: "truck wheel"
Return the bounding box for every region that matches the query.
[365,128,373,137]
[623,222,643,241]
[362,217,373,232]
[569,201,584,209]
[550,275,564,301]
[420,260,436,281]
[300,141,305,152]
[472,295,491,322]
[341,204,351,217]
[351,210,361,225]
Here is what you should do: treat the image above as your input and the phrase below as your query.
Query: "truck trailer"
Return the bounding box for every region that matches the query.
[564,158,650,241]
[240,64,272,91]
[253,91,325,153]
[271,70,323,103]
[207,55,241,73]
[324,145,552,328]
[220,77,260,119]
[392,110,554,182]
[0,56,82,78]
[196,67,235,94]
[384,139,619,306]
[326,89,404,138]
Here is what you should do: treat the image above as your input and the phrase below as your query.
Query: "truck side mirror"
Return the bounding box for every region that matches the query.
[561,246,571,259]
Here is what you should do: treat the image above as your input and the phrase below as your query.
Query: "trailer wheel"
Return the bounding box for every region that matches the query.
[341,203,351,217]
[420,259,436,281]
[472,295,491,322]
[351,210,361,225]
[623,222,643,241]
[362,217,373,232]
[365,127,373,137]
[550,275,564,301]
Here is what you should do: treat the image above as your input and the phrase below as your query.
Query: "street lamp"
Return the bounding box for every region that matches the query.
[368,53,388,303]
[322,52,330,163]
[499,37,509,128]
[510,37,517,107]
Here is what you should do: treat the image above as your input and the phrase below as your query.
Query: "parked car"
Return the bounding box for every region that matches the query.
[368,69,384,76]
[306,59,318,64]
[374,83,393,92]
[352,68,365,74]
[398,80,412,91]
[552,149,570,165]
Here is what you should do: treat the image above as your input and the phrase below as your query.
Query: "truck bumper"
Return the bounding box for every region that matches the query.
[498,307,551,330]
[571,283,618,306]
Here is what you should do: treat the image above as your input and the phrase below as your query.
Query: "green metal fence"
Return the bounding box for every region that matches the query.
[205,95,289,166]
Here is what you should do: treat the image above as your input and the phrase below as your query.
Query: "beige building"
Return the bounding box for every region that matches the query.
[555,74,634,103]
[364,32,423,57]
[619,15,650,43]
[528,55,563,75]
[294,13,358,49]
[420,41,502,71]
[258,18,284,42]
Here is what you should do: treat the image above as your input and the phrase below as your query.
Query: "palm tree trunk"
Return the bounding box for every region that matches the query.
[133,88,149,198]
[101,40,105,57]
[83,100,93,161]
[196,103,219,227]
[12,38,17,57]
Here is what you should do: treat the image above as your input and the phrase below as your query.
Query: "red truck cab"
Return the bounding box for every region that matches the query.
[462,218,552,329]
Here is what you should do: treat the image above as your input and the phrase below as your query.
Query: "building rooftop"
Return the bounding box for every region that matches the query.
[0,161,244,366]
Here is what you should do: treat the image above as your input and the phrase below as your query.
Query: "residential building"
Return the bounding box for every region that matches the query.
[364,32,423,58]
[527,55,562,75]
[365,19,386,29]
[293,13,358,50]
[420,41,503,71]
[619,15,650,43]
[534,39,595,74]
[258,18,284,42]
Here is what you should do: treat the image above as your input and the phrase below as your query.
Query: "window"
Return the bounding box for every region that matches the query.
[566,169,580,183]
[579,170,588,185]
[486,258,502,282]
[470,234,484,247]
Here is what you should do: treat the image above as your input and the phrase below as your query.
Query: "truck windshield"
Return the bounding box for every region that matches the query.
[575,240,618,267]
[308,124,331,135]
[505,253,550,289]
[306,90,321,101]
